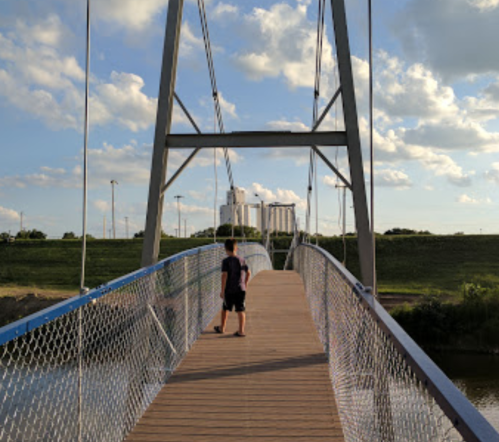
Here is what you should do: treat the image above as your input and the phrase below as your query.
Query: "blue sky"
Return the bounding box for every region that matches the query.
[0,0,498,238]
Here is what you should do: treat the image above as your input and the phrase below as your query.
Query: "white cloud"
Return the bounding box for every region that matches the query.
[188,190,209,201]
[16,14,72,48]
[188,147,242,168]
[261,120,312,166]
[323,175,338,188]
[400,119,499,153]
[485,162,499,184]
[212,3,239,20]
[0,68,79,129]
[91,72,157,132]
[86,142,152,185]
[275,188,306,210]
[246,183,306,209]
[0,141,241,190]
[464,77,499,122]
[266,120,309,131]
[233,2,337,94]
[393,0,499,79]
[457,194,492,204]
[0,25,84,91]
[248,182,276,202]
[93,200,110,213]
[263,147,311,166]
[40,166,66,175]
[373,169,412,189]
[90,0,168,30]
[468,0,499,11]
[165,202,213,216]
[359,118,474,187]
[180,22,205,57]
[0,166,79,189]
[218,92,238,119]
[0,206,20,223]
[0,15,192,133]
[374,52,459,121]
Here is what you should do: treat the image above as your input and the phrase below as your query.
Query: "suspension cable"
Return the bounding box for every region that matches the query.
[197,0,235,192]
[305,0,327,242]
[213,109,218,243]
[368,0,376,296]
[80,0,91,293]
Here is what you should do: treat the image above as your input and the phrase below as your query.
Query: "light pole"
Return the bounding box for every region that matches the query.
[110,180,118,239]
[174,195,184,238]
[184,219,187,238]
[125,216,129,239]
[255,193,265,245]
[20,211,23,233]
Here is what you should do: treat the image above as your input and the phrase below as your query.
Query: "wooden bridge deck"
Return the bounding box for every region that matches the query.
[126,270,344,442]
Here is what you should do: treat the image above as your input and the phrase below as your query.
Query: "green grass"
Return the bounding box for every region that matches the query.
[273,234,499,297]
[0,238,216,291]
[1,235,499,297]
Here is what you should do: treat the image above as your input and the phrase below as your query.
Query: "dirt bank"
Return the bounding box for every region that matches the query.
[0,287,74,328]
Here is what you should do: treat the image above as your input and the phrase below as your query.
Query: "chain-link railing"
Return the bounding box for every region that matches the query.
[0,242,271,442]
[294,243,499,442]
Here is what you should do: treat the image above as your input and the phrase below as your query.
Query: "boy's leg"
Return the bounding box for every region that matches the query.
[221,310,229,332]
[237,311,245,335]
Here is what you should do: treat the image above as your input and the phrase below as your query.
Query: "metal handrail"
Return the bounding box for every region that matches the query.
[298,243,499,442]
[0,242,264,346]
[0,242,272,442]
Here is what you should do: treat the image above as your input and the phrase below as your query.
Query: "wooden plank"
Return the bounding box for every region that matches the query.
[126,271,344,442]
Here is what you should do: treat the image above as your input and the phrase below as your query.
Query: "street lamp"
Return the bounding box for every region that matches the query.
[255,193,265,244]
[174,195,184,238]
[110,180,118,239]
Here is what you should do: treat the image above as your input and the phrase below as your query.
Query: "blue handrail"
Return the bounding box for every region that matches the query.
[0,242,226,346]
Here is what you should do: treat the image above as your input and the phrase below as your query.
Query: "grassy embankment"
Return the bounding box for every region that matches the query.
[0,238,215,326]
[274,235,499,352]
[1,235,499,351]
[273,234,499,296]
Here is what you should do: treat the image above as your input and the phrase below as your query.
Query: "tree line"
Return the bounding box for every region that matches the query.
[4,226,482,242]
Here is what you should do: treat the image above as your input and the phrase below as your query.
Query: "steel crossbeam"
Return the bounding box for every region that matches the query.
[165,131,347,148]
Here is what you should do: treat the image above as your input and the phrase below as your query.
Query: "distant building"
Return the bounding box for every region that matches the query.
[219,188,295,234]
[256,205,294,234]
[228,188,245,205]
[220,204,251,226]
[220,188,252,227]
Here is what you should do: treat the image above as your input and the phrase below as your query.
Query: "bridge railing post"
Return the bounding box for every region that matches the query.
[184,257,189,354]
[323,257,330,361]
[197,249,203,332]
[373,313,395,442]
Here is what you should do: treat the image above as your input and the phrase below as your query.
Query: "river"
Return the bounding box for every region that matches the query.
[430,351,499,433]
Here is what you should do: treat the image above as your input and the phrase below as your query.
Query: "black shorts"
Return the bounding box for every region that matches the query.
[223,291,246,312]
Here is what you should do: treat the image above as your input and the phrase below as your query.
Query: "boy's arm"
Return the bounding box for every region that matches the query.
[220,272,228,299]
[245,268,251,287]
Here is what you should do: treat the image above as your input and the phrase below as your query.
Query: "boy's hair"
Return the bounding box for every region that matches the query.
[224,238,237,252]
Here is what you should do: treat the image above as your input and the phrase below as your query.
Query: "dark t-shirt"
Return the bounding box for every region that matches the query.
[222,255,249,295]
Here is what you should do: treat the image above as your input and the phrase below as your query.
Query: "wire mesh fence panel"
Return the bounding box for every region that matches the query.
[0,243,271,442]
[294,243,499,442]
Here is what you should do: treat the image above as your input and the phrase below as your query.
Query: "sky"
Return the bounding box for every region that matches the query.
[0,0,498,238]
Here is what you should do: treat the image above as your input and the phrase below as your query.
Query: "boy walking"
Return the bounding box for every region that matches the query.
[214,239,251,337]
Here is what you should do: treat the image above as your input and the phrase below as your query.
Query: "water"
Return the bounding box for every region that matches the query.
[430,351,499,433]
